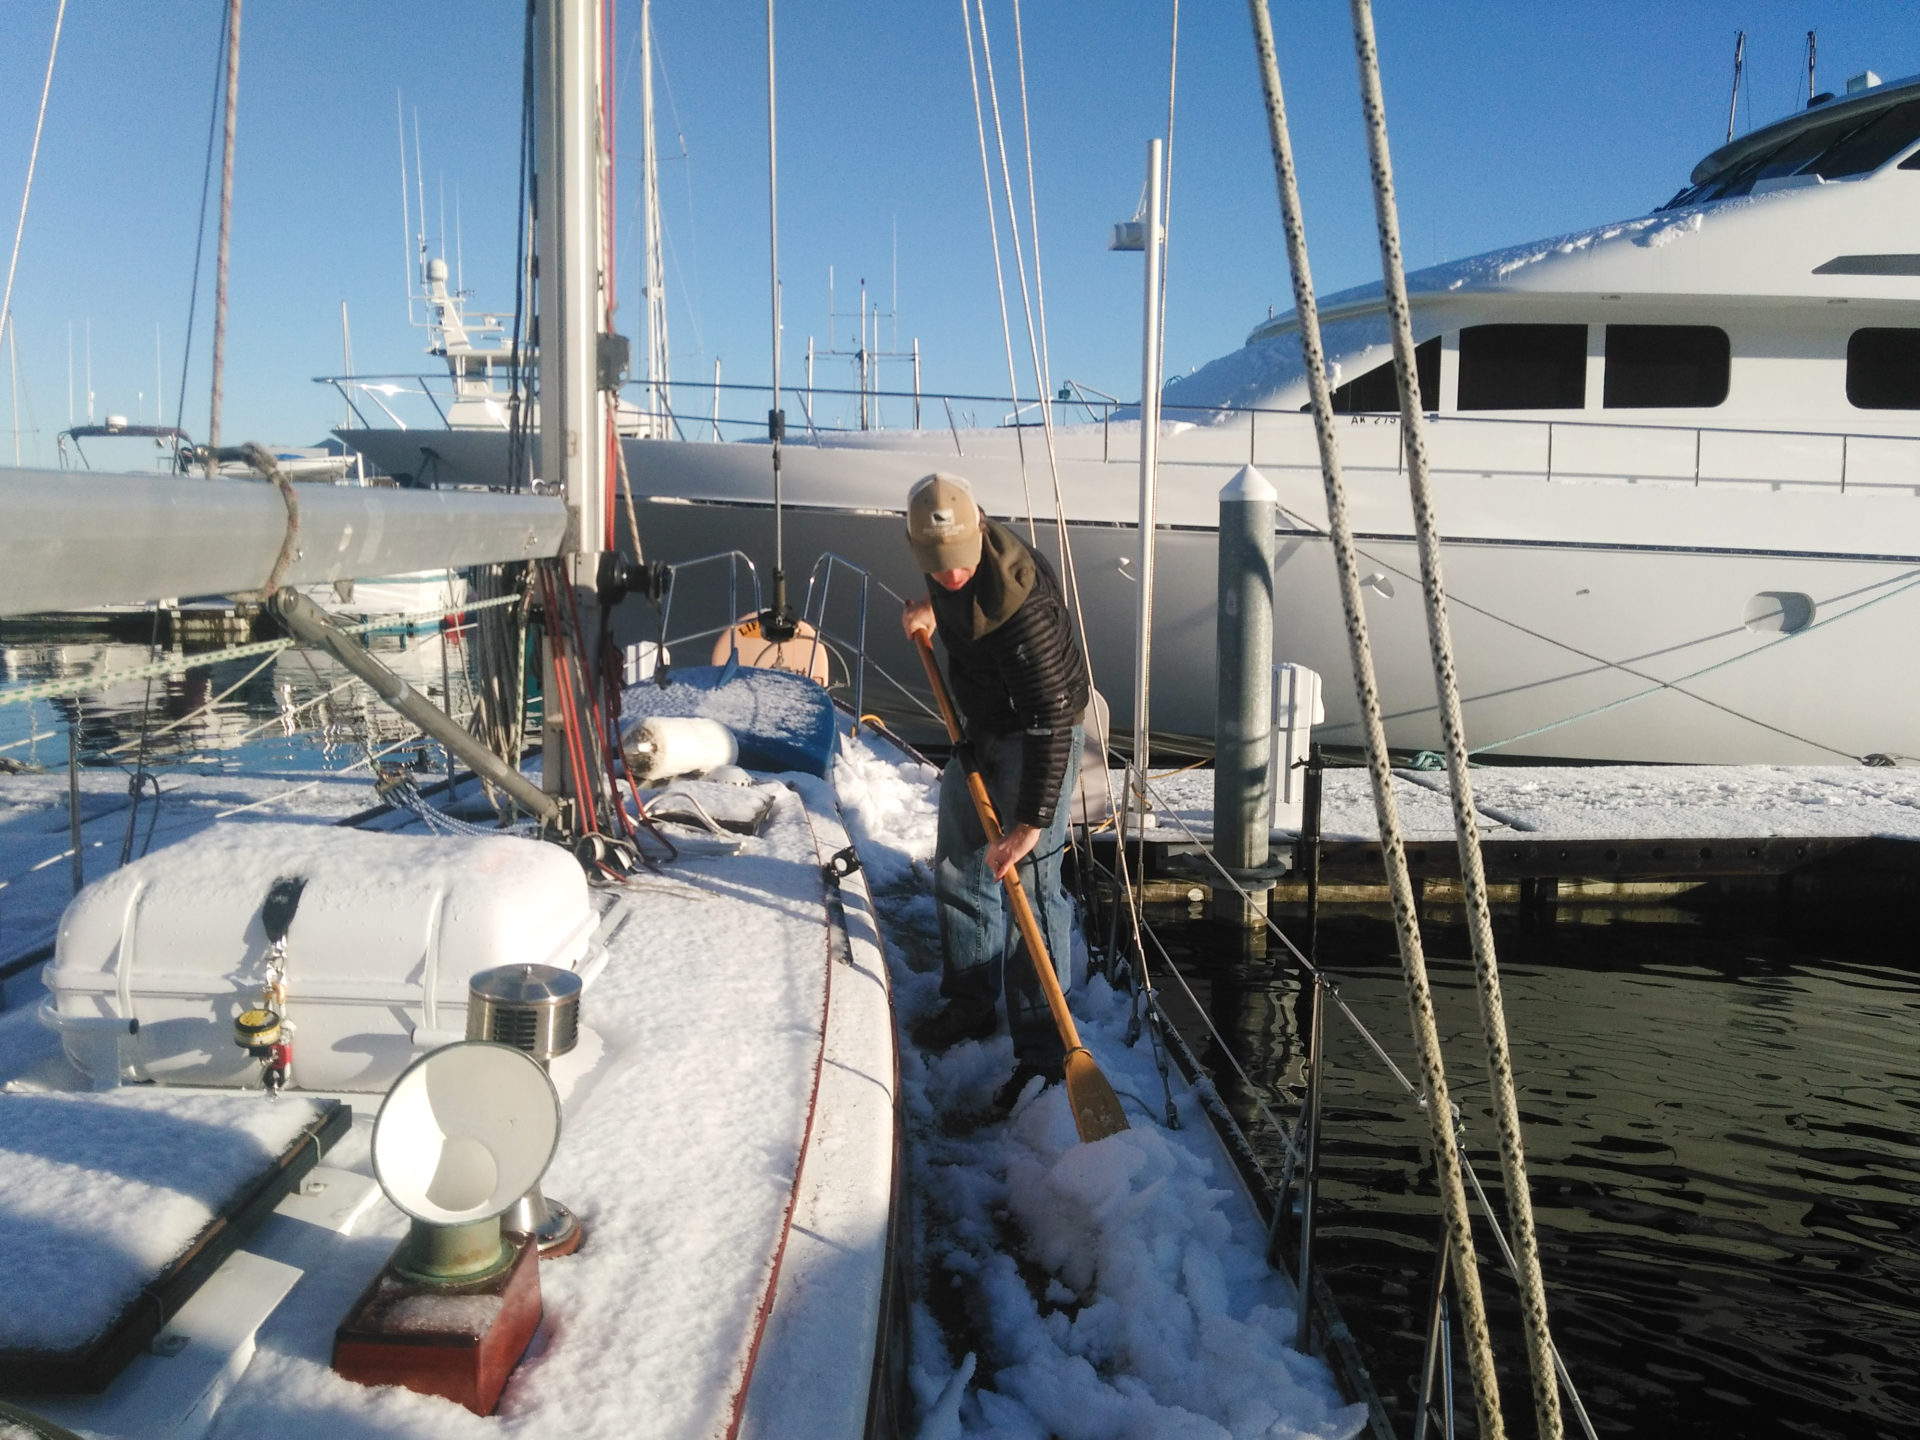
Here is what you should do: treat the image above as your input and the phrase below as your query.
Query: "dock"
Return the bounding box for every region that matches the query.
[1088,763,1920,904]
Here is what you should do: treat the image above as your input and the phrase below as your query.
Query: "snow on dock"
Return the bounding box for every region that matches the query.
[1123,763,1920,894]
[1141,763,1920,843]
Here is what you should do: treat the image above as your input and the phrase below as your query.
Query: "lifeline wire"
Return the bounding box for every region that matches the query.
[0,593,520,707]
[1129,768,1599,1440]
[1000,0,1138,941]
[1346,1,1562,1432]
[1242,4,1505,1435]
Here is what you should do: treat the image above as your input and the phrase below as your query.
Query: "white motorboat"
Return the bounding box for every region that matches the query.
[348,70,1920,765]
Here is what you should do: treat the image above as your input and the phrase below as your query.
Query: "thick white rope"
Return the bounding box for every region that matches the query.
[0,0,68,354]
[1347,5,1569,1425]
[956,0,1036,540]
[1241,4,1506,1435]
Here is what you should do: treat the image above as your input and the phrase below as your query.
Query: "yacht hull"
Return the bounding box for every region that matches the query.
[342,424,1920,764]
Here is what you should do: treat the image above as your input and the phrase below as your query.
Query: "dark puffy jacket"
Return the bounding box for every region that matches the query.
[927,518,1089,828]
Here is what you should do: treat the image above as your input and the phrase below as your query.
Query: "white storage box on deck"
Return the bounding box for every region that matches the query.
[40,822,601,1092]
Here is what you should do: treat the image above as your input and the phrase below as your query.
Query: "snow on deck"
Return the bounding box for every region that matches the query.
[187,779,841,1439]
[0,1089,330,1351]
[836,736,1367,1440]
[0,769,861,1438]
[1138,763,1920,844]
[0,759,384,980]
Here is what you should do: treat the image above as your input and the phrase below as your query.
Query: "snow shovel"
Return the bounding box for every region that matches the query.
[914,633,1128,1142]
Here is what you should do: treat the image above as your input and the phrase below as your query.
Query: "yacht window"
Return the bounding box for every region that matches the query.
[1457,324,1587,410]
[1603,326,1730,408]
[1809,98,1920,178]
[1665,100,1920,206]
[1847,328,1920,409]
[1329,337,1440,413]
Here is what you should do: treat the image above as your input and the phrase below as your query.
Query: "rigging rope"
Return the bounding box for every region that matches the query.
[1345,2,1562,1431]
[993,0,1151,1006]
[956,0,1036,540]
[1463,568,1920,760]
[1241,4,1506,1435]
[1269,499,1890,764]
[0,0,66,363]
[174,0,230,457]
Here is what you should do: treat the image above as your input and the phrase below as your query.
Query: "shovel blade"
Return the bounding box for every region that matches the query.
[1064,1048,1129,1141]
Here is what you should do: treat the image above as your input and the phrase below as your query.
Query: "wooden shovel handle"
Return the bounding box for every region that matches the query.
[914,634,1084,1054]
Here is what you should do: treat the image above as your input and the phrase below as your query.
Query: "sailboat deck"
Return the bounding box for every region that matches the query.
[0,772,896,1438]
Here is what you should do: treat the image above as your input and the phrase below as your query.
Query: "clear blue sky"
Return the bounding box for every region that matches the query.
[2,1,1915,460]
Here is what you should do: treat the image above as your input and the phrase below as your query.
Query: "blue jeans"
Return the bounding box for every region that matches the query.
[932,724,1083,1067]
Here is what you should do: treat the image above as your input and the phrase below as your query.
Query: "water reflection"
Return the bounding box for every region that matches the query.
[1148,900,1920,1440]
[0,625,476,771]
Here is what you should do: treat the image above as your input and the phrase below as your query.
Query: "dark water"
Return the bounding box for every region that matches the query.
[1148,895,1920,1440]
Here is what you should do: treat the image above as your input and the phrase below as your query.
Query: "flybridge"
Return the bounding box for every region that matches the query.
[1666,69,1920,208]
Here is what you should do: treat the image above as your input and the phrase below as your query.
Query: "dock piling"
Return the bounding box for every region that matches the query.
[1212,465,1277,924]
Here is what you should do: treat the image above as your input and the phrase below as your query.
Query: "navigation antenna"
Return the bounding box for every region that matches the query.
[1725,31,1744,142]
[1806,30,1817,106]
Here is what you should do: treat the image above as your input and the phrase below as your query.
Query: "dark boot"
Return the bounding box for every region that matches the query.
[910,996,998,1051]
[992,1059,1064,1113]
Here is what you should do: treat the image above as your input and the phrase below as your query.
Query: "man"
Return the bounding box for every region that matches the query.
[900,473,1089,1112]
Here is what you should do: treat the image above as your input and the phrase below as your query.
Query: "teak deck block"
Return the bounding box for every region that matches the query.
[332,1235,542,1415]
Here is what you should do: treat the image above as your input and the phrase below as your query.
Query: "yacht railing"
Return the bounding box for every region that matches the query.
[317,366,1919,496]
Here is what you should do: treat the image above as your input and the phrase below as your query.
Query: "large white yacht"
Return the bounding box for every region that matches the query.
[347,72,1920,764]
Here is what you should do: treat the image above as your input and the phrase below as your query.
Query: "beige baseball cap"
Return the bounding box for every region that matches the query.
[905,473,984,574]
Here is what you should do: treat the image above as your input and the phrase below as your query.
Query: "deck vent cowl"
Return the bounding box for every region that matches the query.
[466,964,581,1067]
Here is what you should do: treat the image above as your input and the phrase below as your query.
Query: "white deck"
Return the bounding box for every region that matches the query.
[0,775,896,1439]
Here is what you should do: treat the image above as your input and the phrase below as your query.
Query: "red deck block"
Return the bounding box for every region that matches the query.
[332,1236,543,1415]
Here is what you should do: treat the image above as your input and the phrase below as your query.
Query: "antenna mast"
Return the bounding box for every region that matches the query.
[1726,31,1744,142]
[207,0,241,466]
[1806,31,1817,105]
[641,0,669,434]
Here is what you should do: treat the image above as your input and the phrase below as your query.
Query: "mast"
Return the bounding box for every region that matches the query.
[8,316,19,466]
[339,300,354,429]
[207,0,241,468]
[1806,31,1817,105]
[764,0,792,634]
[534,0,609,565]
[641,0,669,433]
